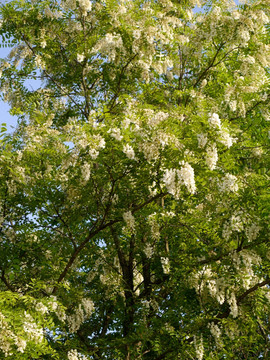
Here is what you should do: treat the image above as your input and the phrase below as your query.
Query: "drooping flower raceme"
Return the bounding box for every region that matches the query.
[205,143,218,170]
[208,113,221,129]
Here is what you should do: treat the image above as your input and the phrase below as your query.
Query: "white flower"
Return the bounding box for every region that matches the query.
[219,174,238,193]
[108,128,123,141]
[218,128,233,148]
[205,143,218,170]
[201,79,207,88]
[68,349,87,360]
[78,0,92,16]
[209,322,221,339]
[161,257,170,274]
[245,223,261,242]
[68,349,80,360]
[252,147,263,157]
[23,313,43,343]
[231,214,244,232]
[81,298,94,317]
[89,148,99,159]
[81,163,91,182]
[208,113,221,129]
[162,162,196,197]
[77,53,85,63]
[194,335,204,360]
[197,133,208,148]
[144,243,154,258]
[229,100,237,112]
[16,338,27,353]
[179,162,196,194]
[239,28,250,43]
[35,302,48,315]
[133,29,141,39]
[163,169,176,194]
[228,292,238,318]
[123,211,135,232]
[123,144,136,160]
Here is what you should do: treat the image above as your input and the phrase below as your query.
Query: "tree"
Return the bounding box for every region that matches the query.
[0,0,269,358]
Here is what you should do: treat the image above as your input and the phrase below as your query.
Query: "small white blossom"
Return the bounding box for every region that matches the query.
[89,148,99,159]
[123,144,136,160]
[218,128,234,148]
[205,143,218,170]
[16,338,27,353]
[208,113,221,129]
[123,211,135,232]
[245,223,261,242]
[81,298,94,317]
[197,133,208,148]
[77,53,85,63]
[219,174,238,193]
[228,292,238,318]
[78,0,92,16]
[144,243,154,258]
[68,349,87,360]
[81,163,91,182]
[194,335,204,360]
[161,257,170,274]
[229,100,237,112]
[108,128,123,141]
[35,302,48,315]
[179,162,196,194]
[209,322,221,339]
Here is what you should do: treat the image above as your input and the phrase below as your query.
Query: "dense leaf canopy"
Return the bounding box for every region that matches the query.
[0,0,270,359]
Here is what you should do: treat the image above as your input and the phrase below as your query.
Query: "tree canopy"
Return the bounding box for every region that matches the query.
[0,0,269,359]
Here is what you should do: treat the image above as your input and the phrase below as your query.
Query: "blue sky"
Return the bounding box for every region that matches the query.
[0,45,18,132]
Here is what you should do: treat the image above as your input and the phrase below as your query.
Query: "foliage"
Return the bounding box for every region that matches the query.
[0,0,269,358]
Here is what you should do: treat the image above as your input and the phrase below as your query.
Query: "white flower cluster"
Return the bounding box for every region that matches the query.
[81,162,91,182]
[123,211,136,233]
[209,322,221,342]
[67,299,94,333]
[219,174,238,193]
[108,128,123,141]
[40,29,46,48]
[0,311,26,356]
[208,113,221,129]
[23,312,44,343]
[197,133,208,148]
[35,302,48,315]
[148,213,160,240]
[77,53,85,63]
[218,128,234,148]
[205,143,218,170]
[78,0,92,16]
[194,335,204,360]
[179,162,196,194]
[161,257,170,274]
[190,264,239,318]
[68,349,88,360]
[144,242,154,258]
[146,110,169,127]
[93,33,123,61]
[162,162,196,198]
[61,0,76,11]
[245,223,261,242]
[141,141,160,161]
[232,250,262,289]
[123,144,136,160]
[227,292,238,318]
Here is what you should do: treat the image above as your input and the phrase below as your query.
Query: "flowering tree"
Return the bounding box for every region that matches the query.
[0,0,269,358]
